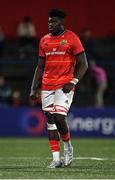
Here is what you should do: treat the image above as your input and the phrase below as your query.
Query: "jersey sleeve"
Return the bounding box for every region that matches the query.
[39,38,45,57]
[72,33,84,55]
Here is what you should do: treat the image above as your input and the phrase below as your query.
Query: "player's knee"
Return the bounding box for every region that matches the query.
[44,112,57,130]
[53,113,68,134]
[44,112,54,124]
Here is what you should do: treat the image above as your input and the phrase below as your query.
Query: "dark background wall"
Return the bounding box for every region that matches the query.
[0,0,115,37]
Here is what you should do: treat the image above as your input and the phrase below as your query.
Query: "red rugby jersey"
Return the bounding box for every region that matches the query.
[39,30,84,90]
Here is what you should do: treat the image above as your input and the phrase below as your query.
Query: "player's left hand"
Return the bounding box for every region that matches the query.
[62,82,75,93]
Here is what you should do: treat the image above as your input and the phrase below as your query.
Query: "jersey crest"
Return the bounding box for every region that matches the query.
[60,39,67,45]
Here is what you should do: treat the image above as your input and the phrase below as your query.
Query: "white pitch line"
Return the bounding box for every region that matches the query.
[0,157,41,160]
[74,157,109,161]
[0,156,114,161]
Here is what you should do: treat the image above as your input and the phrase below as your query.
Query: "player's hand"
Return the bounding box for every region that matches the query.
[30,90,37,100]
[30,89,41,104]
[62,82,75,93]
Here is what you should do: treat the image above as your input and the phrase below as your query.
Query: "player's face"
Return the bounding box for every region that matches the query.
[48,17,63,35]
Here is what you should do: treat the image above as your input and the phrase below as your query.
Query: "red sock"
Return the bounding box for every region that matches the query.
[49,140,60,152]
[60,132,70,142]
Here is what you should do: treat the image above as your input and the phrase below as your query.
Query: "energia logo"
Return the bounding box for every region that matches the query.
[68,113,115,135]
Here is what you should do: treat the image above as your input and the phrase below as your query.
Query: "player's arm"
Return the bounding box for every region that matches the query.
[30,57,45,100]
[63,52,88,93]
[74,51,88,81]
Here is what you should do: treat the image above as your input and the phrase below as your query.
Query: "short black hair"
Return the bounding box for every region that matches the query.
[49,9,66,19]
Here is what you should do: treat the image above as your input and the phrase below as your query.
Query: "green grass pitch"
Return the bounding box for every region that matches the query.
[0,138,115,179]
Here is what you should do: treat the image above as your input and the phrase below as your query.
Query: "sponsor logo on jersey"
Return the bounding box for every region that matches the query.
[46,51,66,56]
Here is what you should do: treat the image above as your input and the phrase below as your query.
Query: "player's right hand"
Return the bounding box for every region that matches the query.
[29,89,41,104]
[30,90,37,100]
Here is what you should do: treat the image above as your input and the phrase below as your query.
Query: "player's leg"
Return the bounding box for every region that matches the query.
[53,113,73,166]
[53,89,74,166]
[41,90,62,168]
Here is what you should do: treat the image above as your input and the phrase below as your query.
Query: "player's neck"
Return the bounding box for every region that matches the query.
[52,28,66,36]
